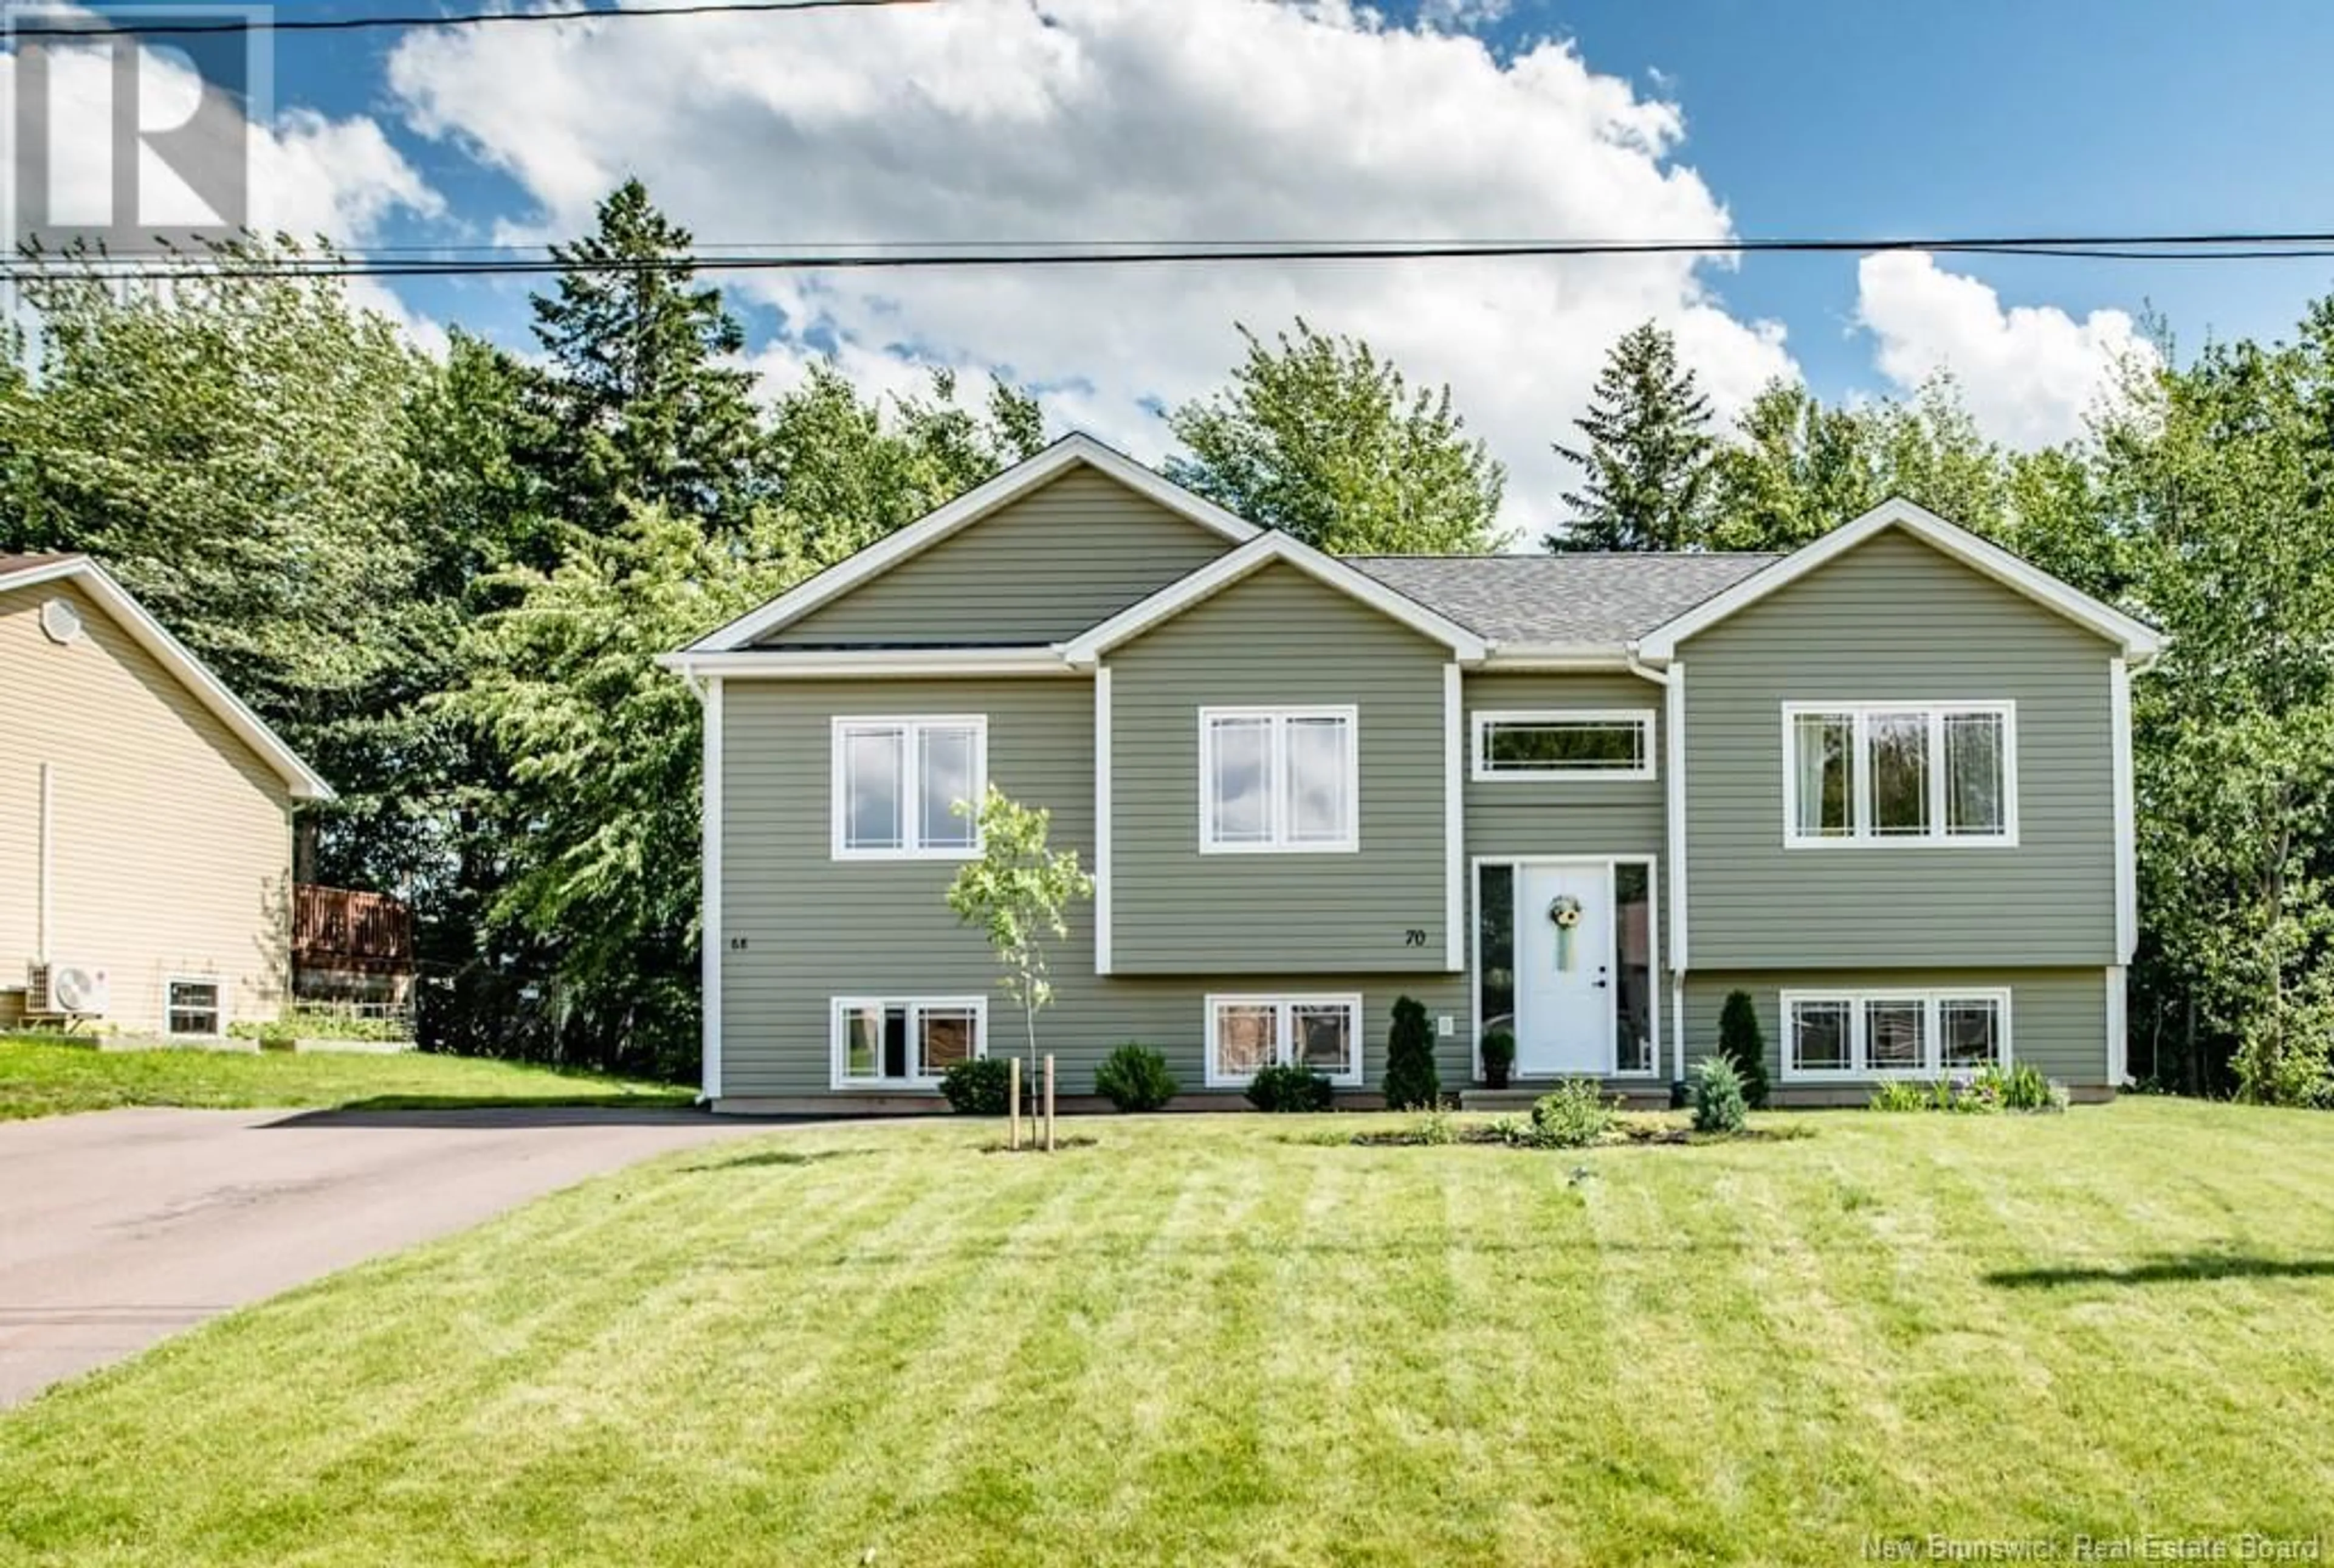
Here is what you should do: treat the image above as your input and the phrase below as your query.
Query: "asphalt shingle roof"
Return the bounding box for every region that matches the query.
[1343,551,1781,645]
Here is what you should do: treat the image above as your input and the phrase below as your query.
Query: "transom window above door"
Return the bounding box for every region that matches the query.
[832,715,986,859]
[1199,706,1358,853]
[1783,702,2016,847]
[1473,710,1655,781]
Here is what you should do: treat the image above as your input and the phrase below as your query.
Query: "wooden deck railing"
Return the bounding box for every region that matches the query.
[292,884,415,972]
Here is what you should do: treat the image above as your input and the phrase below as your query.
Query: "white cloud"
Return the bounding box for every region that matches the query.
[1856,252,2158,449]
[1,21,446,348]
[387,0,1794,536]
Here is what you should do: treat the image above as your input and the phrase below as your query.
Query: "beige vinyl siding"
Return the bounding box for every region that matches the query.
[760,469,1235,647]
[0,580,293,1035]
[1106,562,1451,975]
[1681,528,2119,968]
[717,673,1467,1095]
[1684,968,2111,1086]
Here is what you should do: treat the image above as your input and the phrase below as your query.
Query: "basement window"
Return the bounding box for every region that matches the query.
[166,978,223,1037]
[831,997,986,1088]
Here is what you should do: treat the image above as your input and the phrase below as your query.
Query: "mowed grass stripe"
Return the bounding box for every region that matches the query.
[5,1103,2334,1566]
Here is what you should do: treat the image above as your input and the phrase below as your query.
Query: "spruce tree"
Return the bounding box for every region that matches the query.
[1547,322,1718,551]
[524,178,761,536]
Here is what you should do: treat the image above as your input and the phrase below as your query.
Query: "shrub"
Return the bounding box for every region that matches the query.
[1868,1081,1930,1112]
[1716,989,1770,1108]
[1524,1079,1616,1148]
[939,1057,1013,1114]
[1408,1108,1459,1145]
[1479,1027,1516,1089]
[1093,1044,1179,1112]
[1382,995,1441,1110]
[1991,1062,2053,1112]
[1689,1054,1749,1135]
[1247,1062,1335,1113]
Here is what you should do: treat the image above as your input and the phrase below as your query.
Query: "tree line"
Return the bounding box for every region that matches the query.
[3,179,2329,1104]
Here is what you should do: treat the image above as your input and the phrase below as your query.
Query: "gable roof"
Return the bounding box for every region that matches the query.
[0,553,335,800]
[1345,552,1778,647]
[1060,529,1490,666]
[685,432,1261,653]
[1632,497,2163,665]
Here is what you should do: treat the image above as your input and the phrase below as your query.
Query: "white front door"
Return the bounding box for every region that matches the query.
[1514,863,1615,1076]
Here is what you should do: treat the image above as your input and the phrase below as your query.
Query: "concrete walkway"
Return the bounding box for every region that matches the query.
[0,1105,768,1407]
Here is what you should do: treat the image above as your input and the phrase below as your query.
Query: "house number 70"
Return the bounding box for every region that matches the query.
[1403,929,1427,946]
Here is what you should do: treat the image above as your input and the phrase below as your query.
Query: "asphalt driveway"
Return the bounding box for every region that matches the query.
[0,1105,769,1406]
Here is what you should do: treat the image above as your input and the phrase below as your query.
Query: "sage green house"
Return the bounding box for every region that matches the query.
[667,434,2160,1111]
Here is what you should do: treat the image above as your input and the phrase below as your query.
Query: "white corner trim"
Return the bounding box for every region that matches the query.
[684,433,1259,652]
[1468,707,1658,783]
[1670,972,1686,1082]
[1665,661,1689,976]
[2105,966,2129,1085]
[1061,530,1490,666]
[1443,664,1464,973]
[1095,665,1114,976]
[2109,658,2136,963]
[0,557,334,800]
[700,676,723,1102]
[829,714,990,861]
[657,648,1073,680]
[1634,497,2164,664]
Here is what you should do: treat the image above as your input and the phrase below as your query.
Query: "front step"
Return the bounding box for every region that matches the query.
[1459,1081,1675,1112]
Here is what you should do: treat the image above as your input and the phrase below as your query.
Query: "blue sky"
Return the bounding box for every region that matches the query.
[30,0,2334,529]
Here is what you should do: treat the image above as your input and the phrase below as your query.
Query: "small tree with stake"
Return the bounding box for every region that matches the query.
[946,786,1094,1121]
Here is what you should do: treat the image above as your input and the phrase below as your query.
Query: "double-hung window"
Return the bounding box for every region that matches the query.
[832,997,985,1088]
[1781,989,2010,1079]
[1784,703,2015,846]
[1199,706,1357,853]
[1205,994,1363,1087]
[833,715,986,859]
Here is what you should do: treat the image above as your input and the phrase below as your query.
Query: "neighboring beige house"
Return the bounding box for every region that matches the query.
[0,554,333,1038]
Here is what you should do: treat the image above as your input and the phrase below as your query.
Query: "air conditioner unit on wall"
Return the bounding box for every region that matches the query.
[27,961,108,1018]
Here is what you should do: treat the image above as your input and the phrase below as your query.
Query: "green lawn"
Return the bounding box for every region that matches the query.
[4,1099,2333,1565]
[0,1034,690,1119]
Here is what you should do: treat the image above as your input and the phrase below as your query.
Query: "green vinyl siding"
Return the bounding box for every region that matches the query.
[759,468,1234,647]
[1681,528,2119,969]
[1684,968,2112,1086]
[1462,670,1667,863]
[1107,561,1453,976]
[718,673,1467,1096]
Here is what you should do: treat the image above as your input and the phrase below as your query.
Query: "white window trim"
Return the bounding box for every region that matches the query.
[829,995,989,1090]
[1470,708,1657,783]
[1780,701,2019,849]
[1197,704,1360,854]
[830,714,989,861]
[164,974,226,1038]
[1203,992,1365,1088]
[1778,987,2014,1081]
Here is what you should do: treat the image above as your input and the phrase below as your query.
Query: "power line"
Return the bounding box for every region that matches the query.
[2,0,934,40]
[15,230,2334,282]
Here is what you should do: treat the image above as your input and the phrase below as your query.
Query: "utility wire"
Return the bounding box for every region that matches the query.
[15,231,2334,282]
[2,0,934,40]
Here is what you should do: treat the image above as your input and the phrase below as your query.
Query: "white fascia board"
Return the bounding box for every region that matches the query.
[1061,531,1490,667]
[1479,642,1637,672]
[682,433,1260,653]
[658,648,1076,679]
[1633,497,2165,664]
[0,557,335,801]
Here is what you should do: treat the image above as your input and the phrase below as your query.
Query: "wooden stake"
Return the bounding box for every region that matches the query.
[1008,1056,1022,1151]
[1044,1054,1056,1152]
